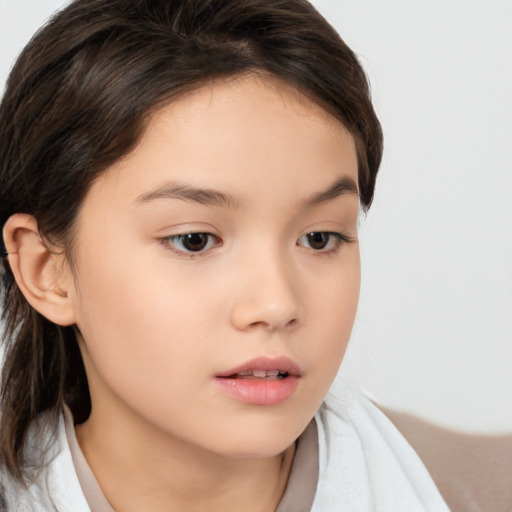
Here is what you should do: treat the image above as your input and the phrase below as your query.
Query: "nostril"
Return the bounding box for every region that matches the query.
[248,320,275,330]
[244,314,300,332]
[285,318,298,329]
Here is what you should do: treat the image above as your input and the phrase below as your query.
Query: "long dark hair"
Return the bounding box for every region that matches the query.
[0,0,382,481]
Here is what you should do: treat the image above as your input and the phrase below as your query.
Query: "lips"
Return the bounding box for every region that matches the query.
[215,356,301,379]
[215,356,301,405]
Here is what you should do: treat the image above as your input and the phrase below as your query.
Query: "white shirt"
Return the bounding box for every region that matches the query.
[0,390,449,511]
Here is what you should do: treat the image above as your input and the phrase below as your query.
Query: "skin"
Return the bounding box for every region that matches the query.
[5,75,361,511]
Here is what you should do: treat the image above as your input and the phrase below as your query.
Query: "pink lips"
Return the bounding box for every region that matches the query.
[215,356,301,406]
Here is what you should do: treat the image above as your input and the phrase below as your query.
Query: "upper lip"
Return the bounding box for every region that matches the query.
[215,356,302,378]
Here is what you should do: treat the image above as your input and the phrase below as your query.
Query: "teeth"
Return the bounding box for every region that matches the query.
[233,369,287,378]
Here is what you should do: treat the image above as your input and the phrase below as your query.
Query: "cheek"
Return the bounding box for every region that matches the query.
[304,253,360,381]
[70,237,222,394]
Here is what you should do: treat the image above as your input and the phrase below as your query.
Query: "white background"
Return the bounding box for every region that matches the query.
[1,0,511,433]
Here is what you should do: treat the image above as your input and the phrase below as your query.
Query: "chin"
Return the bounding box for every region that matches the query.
[205,414,311,459]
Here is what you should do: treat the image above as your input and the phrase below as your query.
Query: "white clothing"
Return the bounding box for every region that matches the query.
[0,390,449,511]
[311,394,449,511]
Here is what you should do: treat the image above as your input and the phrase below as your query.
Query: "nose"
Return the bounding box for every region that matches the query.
[229,251,303,332]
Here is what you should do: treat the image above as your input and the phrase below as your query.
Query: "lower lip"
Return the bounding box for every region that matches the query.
[215,376,300,405]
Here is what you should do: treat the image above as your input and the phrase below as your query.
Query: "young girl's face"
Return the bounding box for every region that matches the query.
[67,75,360,457]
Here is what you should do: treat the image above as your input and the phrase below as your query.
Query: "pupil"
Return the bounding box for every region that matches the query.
[183,233,208,251]
[308,232,328,250]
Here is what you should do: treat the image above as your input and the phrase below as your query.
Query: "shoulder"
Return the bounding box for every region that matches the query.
[0,465,38,512]
[310,391,449,511]
[0,409,89,511]
[378,404,512,512]
[0,418,57,511]
[0,480,10,512]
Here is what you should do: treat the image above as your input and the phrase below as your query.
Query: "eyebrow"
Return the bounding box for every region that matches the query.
[136,175,359,208]
[137,182,241,209]
[303,176,359,206]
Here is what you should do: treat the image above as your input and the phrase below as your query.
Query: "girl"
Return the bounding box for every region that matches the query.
[0,0,449,510]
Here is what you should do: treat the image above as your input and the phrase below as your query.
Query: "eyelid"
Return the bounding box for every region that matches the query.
[159,231,223,257]
[296,231,355,254]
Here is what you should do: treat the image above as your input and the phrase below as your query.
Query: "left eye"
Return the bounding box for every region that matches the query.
[297,232,349,252]
[163,233,221,253]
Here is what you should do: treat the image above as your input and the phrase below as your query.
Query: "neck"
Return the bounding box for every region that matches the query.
[75,399,296,512]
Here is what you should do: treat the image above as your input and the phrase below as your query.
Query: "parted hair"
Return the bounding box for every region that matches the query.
[0,0,382,481]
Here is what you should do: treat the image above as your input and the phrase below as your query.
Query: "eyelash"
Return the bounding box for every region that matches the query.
[296,231,354,254]
[159,231,353,257]
[159,232,223,257]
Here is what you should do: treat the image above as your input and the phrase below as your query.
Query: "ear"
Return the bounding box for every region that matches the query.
[3,214,77,326]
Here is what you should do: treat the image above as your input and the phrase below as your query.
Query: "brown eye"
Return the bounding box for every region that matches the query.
[305,232,329,250]
[181,233,209,252]
[297,231,350,253]
[164,232,221,254]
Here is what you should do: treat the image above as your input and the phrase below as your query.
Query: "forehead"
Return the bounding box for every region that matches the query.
[85,75,358,208]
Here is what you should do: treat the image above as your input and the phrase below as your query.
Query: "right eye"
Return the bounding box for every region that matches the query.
[161,232,222,254]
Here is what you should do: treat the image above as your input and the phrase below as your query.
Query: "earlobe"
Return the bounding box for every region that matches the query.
[3,214,77,326]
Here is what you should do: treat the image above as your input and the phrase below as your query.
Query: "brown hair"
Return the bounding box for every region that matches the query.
[0,0,382,480]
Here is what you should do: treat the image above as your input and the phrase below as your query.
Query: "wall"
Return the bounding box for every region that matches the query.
[313,0,512,433]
